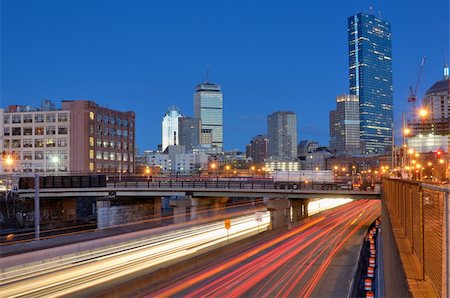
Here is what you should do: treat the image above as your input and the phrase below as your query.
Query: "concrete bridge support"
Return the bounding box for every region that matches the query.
[290,199,309,223]
[266,198,290,229]
[97,196,162,228]
[189,197,229,221]
[170,199,191,224]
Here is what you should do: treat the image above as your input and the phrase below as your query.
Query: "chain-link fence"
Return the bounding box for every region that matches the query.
[382,179,449,297]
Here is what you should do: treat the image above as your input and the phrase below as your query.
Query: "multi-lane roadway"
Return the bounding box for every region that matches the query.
[143,199,380,297]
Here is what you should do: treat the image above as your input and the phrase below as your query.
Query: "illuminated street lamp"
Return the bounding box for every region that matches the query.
[225,165,231,177]
[145,166,151,180]
[418,108,428,118]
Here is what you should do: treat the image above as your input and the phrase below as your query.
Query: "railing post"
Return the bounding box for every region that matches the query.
[147,180,150,188]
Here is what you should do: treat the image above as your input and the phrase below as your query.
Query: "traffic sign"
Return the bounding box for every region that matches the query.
[224,219,231,230]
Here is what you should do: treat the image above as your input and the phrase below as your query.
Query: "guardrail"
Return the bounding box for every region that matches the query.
[382,178,449,297]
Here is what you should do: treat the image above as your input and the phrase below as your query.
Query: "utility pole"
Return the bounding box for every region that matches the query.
[34,174,40,240]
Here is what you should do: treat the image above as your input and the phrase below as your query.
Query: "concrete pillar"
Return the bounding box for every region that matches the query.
[266,198,290,229]
[290,199,303,223]
[152,197,162,223]
[190,198,199,221]
[63,198,77,222]
[96,199,111,229]
[170,199,191,224]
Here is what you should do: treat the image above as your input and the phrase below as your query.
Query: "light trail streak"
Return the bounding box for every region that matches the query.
[149,200,379,298]
[0,212,270,298]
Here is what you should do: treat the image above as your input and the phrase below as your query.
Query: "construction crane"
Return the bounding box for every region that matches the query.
[408,56,426,106]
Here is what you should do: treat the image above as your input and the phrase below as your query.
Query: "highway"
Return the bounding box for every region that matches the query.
[143,199,380,297]
[0,212,271,298]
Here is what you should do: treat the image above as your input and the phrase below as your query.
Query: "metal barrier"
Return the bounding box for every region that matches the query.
[382,179,449,297]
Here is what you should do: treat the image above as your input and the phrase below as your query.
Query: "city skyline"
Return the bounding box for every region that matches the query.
[1,0,449,152]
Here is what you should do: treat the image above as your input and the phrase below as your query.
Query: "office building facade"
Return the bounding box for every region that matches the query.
[162,106,182,152]
[246,135,269,164]
[178,116,201,152]
[1,100,135,174]
[330,94,361,155]
[267,111,298,160]
[349,12,393,154]
[194,82,223,149]
[61,100,135,174]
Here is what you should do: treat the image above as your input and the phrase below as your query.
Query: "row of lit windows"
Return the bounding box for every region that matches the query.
[4,126,68,136]
[4,113,68,124]
[4,138,68,148]
[88,137,132,150]
[89,150,133,162]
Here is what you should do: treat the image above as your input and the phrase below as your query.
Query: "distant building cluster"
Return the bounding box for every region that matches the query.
[4,11,449,178]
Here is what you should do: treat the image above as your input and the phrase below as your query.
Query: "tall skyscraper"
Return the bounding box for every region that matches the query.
[246,135,269,164]
[349,12,393,154]
[178,116,201,152]
[162,105,182,152]
[267,111,298,160]
[330,94,361,155]
[194,82,223,150]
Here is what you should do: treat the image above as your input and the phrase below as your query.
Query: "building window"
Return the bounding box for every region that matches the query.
[89,112,95,121]
[59,150,68,160]
[110,141,115,148]
[123,130,128,138]
[4,127,10,136]
[12,115,21,123]
[89,150,94,159]
[123,142,128,150]
[96,139,102,147]
[123,119,128,127]
[35,139,44,147]
[103,115,109,123]
[57,138,68,147]
[58,126,68,134]
[12,127,21,136]
[109,152,115,160]
[103,141,108,148]
[35,114,44,123]
[23,151,33,160]
[89,125,94,134]
[117,129,122,137]
[109,128,115,136]
[23,114,33,123]
[97,126,102,135]
[97,113,102,122]
[89,137,94,147]
[96,151,102,160]
[23,139,33,148]
[89,162,94,172]
[23,127,33,136]
[110,116,115,125]
[12,139,21,148]
[35,127,44,135]
[46,126,56,135]
[103,152,109,160]
[103,128,108,136]
[117,142,122,149]
[117,117,122,126]
[46,113,56,122]
[4,139,10,148]
[58,113,68,122]
[34,163,44,171]
[117,153,122,161]
[46,138,56,147]
[4,115,10,124]
[123,153,128,161]
[35,151,44,160]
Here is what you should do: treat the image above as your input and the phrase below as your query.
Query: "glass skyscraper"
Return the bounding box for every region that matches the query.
[348,13,393,154]
[194,82,223,150]
[161,105,182,152]
[330,94,361,155]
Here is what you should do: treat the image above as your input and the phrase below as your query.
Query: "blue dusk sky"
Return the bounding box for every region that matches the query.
[1,0,449,152]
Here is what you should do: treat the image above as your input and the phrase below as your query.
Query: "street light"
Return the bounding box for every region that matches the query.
[145,166,151,180]
[225,165,230,178]
[418,108,428,118]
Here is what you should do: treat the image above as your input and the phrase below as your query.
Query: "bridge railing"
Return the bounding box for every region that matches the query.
[382,178,449,297]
